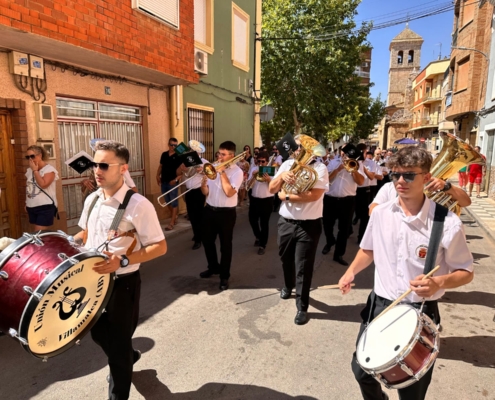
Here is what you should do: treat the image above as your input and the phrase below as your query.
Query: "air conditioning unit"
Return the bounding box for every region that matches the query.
[194,48,208,75]
[34,103,55,140]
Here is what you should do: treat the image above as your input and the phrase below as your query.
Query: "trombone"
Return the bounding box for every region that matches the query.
[157,150,248,207]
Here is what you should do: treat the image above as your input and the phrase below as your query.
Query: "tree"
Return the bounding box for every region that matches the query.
[352,95,386,141]
[261,0,372,145]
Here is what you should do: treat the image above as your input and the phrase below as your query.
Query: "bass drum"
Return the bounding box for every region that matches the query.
[0,231,114,360]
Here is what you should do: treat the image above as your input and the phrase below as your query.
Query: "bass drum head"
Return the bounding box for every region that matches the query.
[19,251,114,358]
[357,304,419,370]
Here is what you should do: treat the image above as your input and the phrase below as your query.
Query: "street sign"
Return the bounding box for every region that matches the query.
[258,105,275,122]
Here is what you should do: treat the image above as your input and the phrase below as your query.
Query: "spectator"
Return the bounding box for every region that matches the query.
[458,166,468,191]
[468,146,486,198]
[25,145,59,231]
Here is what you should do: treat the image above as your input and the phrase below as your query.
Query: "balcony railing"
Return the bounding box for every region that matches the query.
[354,69,370,78]
[420,91,442,103]
[414,116,439,126]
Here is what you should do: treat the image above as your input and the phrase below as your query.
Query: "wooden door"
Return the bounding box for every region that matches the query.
[0,112,21,239]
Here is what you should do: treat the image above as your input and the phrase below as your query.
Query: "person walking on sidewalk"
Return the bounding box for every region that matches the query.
[468,146,486,198]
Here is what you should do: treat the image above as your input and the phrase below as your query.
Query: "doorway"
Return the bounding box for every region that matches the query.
[0,112,21,238]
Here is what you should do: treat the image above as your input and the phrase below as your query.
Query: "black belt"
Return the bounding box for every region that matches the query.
[116,270,139,279]
[326,195,355,200]
[375,293,438,307]
[282,217,320,225]
[206,204,236,211]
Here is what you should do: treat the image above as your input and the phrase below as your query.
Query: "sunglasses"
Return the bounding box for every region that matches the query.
[89,162,123,171]
[258,160,267,164]
[169,143,177,147]
[390,172,424,183]
[25,154,36,160]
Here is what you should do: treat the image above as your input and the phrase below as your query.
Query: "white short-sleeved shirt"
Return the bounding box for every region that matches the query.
[248,166,272,199]
[78,183,165,275]
[274,155,283,166]
[185,158,209,190]
[369,159,382,186]
[326,158,365,197]
[358,159,376,188]
[276,159,329,220]
[372,181,396,205]
[25,164,59,207]
[206,164,244,208]
[360,197,473,302]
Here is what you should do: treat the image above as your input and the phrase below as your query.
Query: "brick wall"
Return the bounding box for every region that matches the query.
[0,0,198,83]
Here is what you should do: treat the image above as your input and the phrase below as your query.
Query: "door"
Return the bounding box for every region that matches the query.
[0,112,21,238]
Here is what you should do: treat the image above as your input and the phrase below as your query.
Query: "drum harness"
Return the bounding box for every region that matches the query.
[365,204,448,327]
[82,189,138,272]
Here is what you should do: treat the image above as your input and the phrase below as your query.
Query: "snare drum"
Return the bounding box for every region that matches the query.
[356,304,440,389]
[0,231,114,360]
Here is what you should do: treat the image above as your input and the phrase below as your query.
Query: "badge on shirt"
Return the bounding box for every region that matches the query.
[415,245,428,259]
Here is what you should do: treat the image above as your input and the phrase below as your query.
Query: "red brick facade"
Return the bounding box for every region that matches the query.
[0,0,198,83]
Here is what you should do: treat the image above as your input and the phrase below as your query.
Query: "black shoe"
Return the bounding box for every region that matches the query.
[321,244,332,255]
[200,269,219,278]
[192,242,201,250]
[280,287,292,299]
[254,239,260,246]
[219,279,229,291]
[333,256,349,266]
[257,247,265,255]
[294,311,308,325]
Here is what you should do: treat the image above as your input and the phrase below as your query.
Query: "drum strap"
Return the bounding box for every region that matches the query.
[423,204,448,275]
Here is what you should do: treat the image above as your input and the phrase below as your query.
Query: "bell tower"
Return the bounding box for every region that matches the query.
[387,24,423,106]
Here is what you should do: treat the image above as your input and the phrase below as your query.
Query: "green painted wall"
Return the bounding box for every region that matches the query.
[183,0,257,160]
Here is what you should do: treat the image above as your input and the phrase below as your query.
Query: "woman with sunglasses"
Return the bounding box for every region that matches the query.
[25,145,59,231]
[339,146,473,400]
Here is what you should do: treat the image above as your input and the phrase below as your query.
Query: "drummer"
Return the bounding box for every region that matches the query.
[74,140,167,400]
[338,146,473,400]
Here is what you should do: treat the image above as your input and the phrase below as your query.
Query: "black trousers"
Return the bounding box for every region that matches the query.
[356,187,371,241]
[370,185,378,202]
[277,217,322,311]
[202,205,236,279]
[185,187,205,242]
[322,195,355,257]
[351,292,440,400]
[273,192,282,212]
[91,271,141,400]
[248,196,273,248]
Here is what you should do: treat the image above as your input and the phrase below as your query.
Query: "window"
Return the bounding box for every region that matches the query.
[408,50,414,64]
[397,51,403,65]
[232,2,250,71]
[462,0,475,26]
[194,0,214,54]
[187,106,214,161]
[132,0,179,29]
[456,58,470,91]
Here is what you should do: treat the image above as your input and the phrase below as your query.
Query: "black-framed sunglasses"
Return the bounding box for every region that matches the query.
[390,172,424,183]
[169,143,177,147]
[258,160,267,164]
[25,154,36,160]
[89,161,123,171]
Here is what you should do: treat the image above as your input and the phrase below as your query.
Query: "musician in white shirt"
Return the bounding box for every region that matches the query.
[339,146,473,400]
[199,141,244,291]
[269,143,329,325]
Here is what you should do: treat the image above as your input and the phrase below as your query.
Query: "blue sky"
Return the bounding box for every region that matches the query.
[356,0,454,102]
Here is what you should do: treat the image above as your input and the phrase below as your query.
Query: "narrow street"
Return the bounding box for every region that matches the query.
[0,208,494,400]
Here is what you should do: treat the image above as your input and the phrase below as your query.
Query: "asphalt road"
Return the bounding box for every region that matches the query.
[0,208,494,400]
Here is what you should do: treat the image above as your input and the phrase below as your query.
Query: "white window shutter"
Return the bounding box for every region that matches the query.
[133,0,179,28]
[233,13,247,65]
[194,0,206,44]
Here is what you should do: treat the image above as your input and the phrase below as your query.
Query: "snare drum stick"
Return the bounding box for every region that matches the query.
[318,283,355,290]
[375,265,440,321]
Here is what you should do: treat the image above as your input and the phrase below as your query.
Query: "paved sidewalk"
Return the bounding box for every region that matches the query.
[461,190,495,242]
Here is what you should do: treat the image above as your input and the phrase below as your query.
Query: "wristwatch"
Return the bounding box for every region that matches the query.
[442,181,452,192]
[285,194,290,202]
[120,255,130,268]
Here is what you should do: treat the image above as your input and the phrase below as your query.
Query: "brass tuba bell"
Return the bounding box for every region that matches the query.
[426,133,485,214]
[282,134,326,194]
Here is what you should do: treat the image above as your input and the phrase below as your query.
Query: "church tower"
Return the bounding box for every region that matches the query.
[387,24,423,106]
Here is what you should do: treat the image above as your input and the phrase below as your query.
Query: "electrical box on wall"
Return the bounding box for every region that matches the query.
[29,55,45,79]
[34,103,54,140]
[8,51,29,76]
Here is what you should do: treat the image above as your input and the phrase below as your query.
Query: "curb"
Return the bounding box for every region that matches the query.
[463,206,495,244]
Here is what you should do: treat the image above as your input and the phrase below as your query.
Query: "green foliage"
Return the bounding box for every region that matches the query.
[261,0,375,145]
[352,95,386,141]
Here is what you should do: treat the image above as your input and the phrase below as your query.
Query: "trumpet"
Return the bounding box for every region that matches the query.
[157,151,248,207]
[342,156,359,173]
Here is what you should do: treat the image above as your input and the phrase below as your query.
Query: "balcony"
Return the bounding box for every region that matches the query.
[354,68,370,78]
[411,116,439,130]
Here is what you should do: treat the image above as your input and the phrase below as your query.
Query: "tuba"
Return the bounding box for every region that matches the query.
[282,134,326,194]
[426,133,485,214]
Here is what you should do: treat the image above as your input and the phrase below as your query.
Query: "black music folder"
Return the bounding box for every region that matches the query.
[64,151,93,174]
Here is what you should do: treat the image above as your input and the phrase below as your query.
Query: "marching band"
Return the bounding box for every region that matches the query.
[0,133,482,400]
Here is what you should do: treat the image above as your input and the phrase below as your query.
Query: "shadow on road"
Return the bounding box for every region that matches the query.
[441,291,495,308]
[472,252,490,263]
[309,298,364,323]
[440,335,495,368]
[132,369,318,400]
[465,234,484,241]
